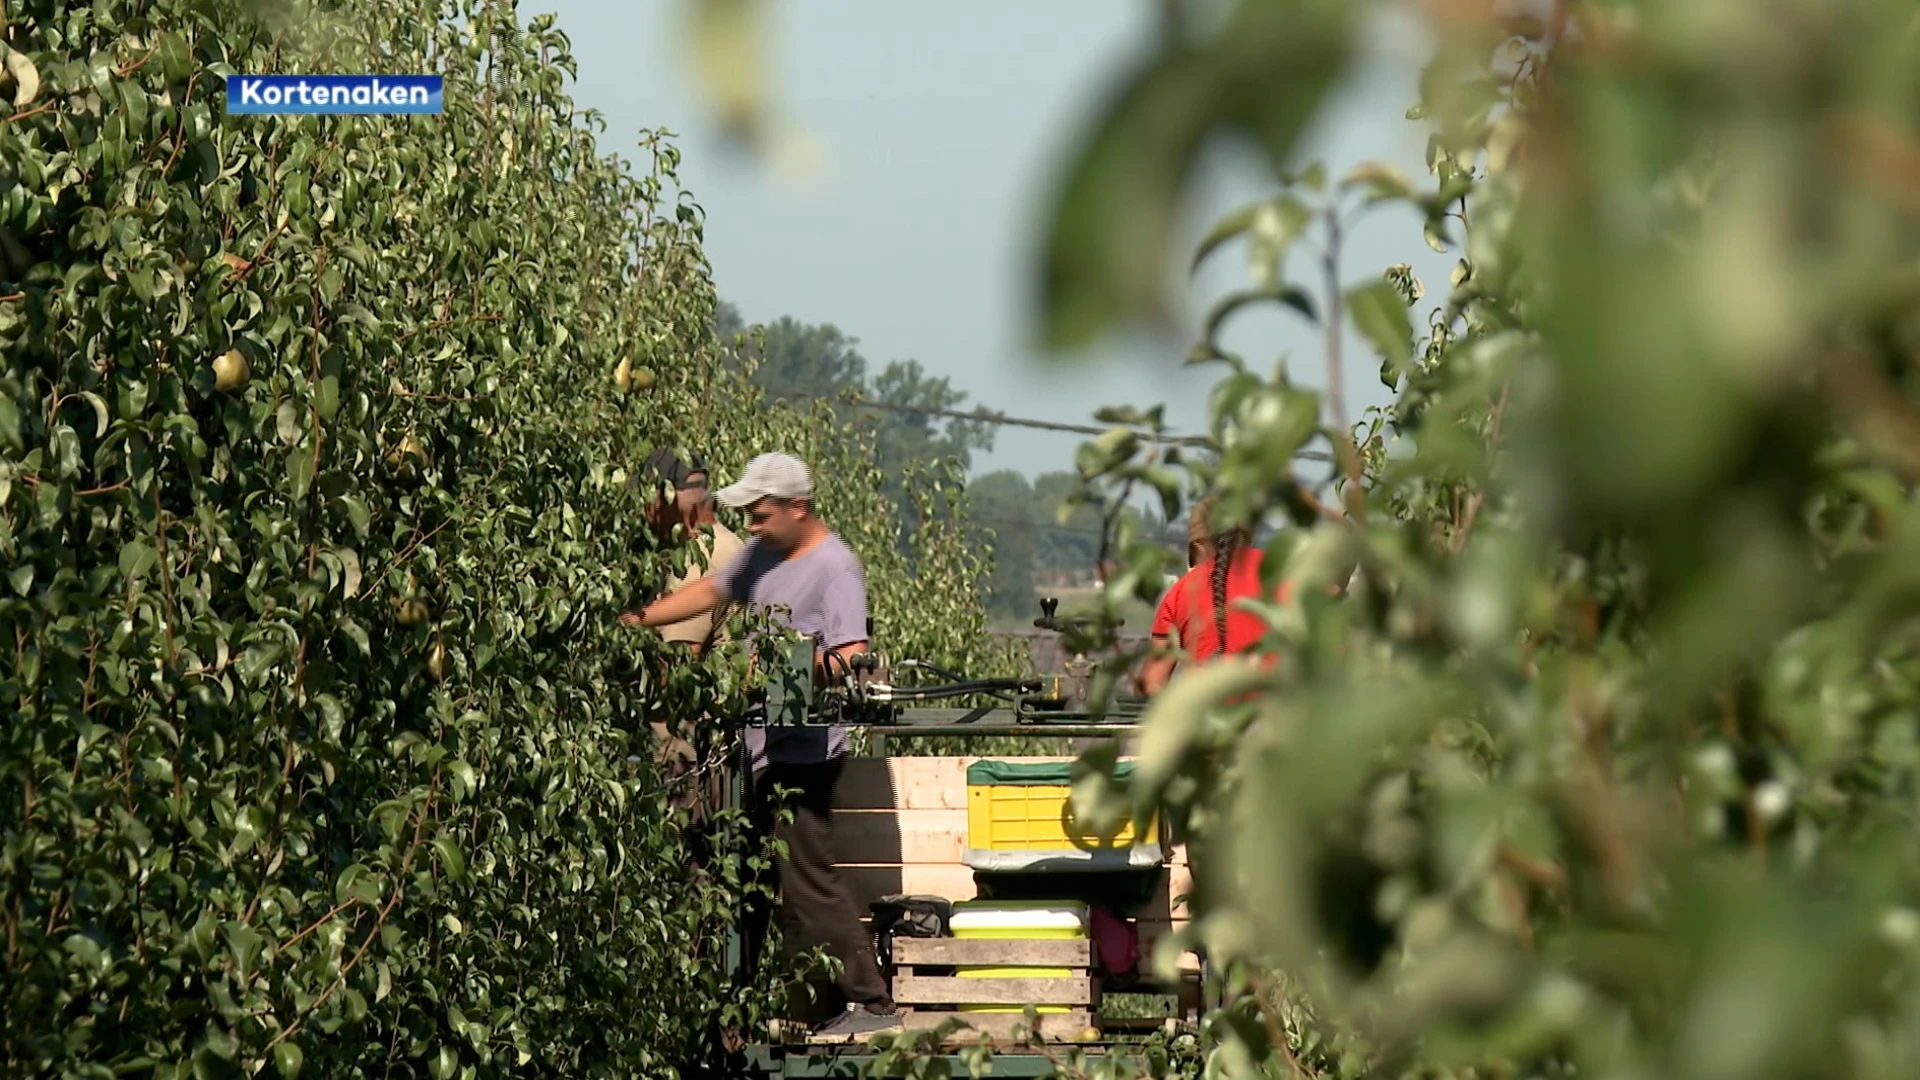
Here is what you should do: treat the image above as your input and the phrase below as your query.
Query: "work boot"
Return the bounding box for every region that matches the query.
[812,1002,901,1037]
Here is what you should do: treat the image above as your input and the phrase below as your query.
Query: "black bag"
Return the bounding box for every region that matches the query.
[869,894,952,979]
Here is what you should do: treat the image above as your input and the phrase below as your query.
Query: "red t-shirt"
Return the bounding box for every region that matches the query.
[1149,546,1280,661]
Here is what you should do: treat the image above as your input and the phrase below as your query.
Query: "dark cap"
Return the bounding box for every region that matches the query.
[637,446,709,491]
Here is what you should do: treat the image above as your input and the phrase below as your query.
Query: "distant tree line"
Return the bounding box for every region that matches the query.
[711,303,1180,622]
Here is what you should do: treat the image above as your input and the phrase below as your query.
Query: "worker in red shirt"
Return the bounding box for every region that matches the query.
[1135,496,1286,696]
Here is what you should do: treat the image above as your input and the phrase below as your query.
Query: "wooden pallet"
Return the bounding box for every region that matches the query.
[890,937,1101,1045]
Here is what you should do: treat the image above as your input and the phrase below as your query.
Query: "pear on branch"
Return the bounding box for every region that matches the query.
[212,349,249,392]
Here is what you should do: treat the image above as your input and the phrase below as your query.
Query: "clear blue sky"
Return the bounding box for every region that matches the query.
[540,1,1451,480]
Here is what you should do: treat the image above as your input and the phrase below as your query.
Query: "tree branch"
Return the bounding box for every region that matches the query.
[352,518,452,601]
[0,101,57,126]
[1323,208,1367,520]
[394,313,504,344]
[263,774,438,1055]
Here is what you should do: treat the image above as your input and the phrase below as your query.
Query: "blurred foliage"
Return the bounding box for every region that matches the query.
[0,0,1006,1075]
[674,0,1920,1076]
[1053,1,1920,1079]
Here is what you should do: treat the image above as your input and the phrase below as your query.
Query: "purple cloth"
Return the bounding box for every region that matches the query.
[712,533,869,772]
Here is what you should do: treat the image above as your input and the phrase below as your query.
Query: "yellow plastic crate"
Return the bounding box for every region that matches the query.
[966,782,1157,852]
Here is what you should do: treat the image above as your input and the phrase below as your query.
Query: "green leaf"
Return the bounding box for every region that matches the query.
[432,834,467,881]
[1075,426,1142,479]
[237,642,285,685]
[319,263,344,305]
[1036,3,1352,350]
[338,495,370,539]
[1245,196,1315,288]
[317,376,340,420]
[313,694,346,741]
[63,932,104,971]
[76,391,110,437]
[4,48,41,107]
[336,863,382,906]
[117,377,150,418]
[1347,279,1415,381]
[336,547,362,597]
[8,564,31,597]
[1341,160,1417,203]
[1193,197,1312,277]
[49,425,81,478]
[0,393,19,451]
[224,922,266,979]
[1036,51,1217,350]
[273,1042,304,1079]
[1132,656,1274,807]
[158,31,193,83]
[121,80,150,137]
[448,758,478,801]
[288,447,314,501]
[232,806,262,853]
[119,541,158,581]
[337,618,370,656]
[276,400,303,445]
[1203,286,1319,349]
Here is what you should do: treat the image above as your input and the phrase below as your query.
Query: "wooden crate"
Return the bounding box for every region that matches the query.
[889,937,1102,1045]
[779,757,1202,1032]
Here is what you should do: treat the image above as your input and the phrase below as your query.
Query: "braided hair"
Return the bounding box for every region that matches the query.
[1189,497,1254,648]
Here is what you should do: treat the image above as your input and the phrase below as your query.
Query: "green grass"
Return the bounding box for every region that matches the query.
[1099,993,1181,1020]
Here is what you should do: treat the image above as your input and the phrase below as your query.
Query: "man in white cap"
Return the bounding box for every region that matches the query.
[625,451,896,1036]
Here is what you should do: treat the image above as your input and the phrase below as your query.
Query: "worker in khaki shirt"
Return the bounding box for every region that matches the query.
[619,446,745,816]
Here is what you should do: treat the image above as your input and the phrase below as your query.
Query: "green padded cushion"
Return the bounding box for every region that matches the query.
[965,759,1136,786]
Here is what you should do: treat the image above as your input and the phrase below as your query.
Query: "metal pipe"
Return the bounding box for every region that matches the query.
[890,660,1030,702]
[879,679,1035,699]
[864,724,1138,737]
[893,658,974,683]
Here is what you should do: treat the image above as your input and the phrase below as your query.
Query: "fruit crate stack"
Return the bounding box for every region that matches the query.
[893,901,1100,1042]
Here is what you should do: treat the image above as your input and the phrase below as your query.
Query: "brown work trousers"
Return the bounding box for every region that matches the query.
[742,756,892,1011]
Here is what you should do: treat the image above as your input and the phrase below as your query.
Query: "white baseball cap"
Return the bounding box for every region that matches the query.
[716,452,813,508]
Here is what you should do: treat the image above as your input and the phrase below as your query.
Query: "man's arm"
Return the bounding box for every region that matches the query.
[816,560,871,685]
[620,538,750,630]
[817,640,869,684]
[621,577,722,628]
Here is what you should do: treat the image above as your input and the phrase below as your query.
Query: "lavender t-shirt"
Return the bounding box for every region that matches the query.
[711,533,869,772]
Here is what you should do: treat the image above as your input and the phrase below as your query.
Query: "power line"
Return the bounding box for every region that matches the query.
[967,513,1185,543]
[835,395,1337,464]
[851,397,1208,447]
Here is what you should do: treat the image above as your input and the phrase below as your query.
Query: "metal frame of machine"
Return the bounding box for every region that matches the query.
[756,597,1148,737]
[721,600,1183,1077]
